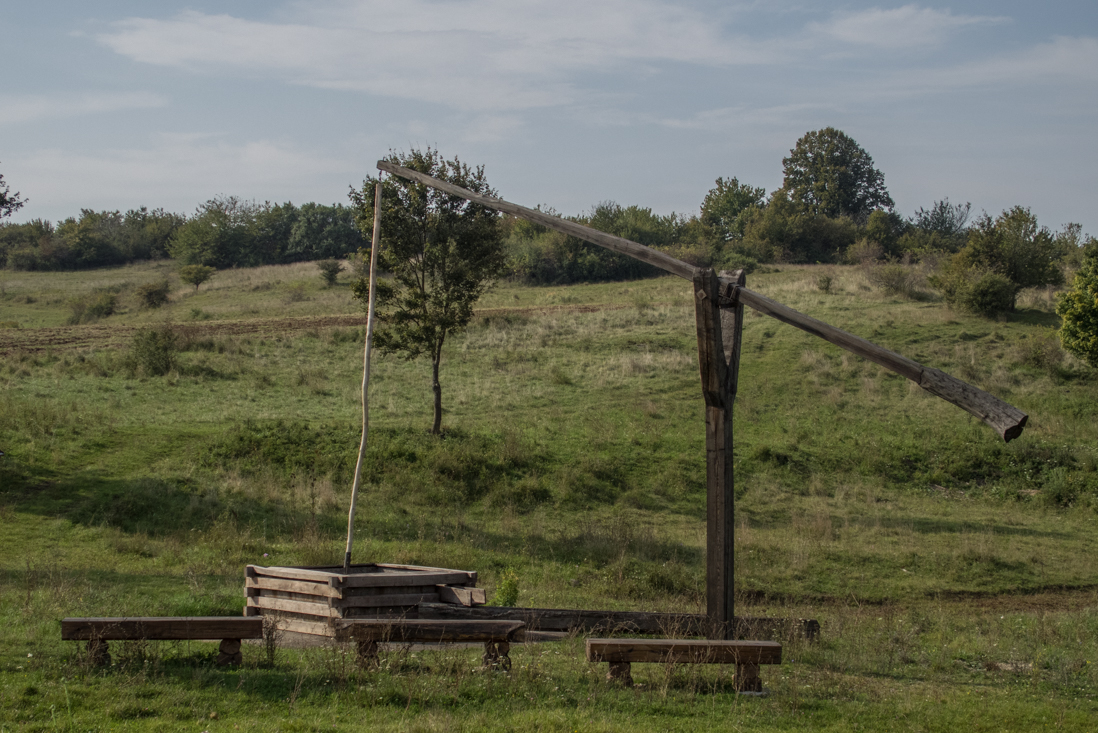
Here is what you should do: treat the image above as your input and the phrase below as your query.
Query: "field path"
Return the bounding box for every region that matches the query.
[0,303,628,354]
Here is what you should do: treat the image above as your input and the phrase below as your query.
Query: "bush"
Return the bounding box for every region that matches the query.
[178,264,215,291]
[844,237,884,265]
[865,262,919,298]
[135,280,170,308]
[67,289,117,324]
[493,569,519,607]
[1056,248,1098,368]
[130,326,179,376]
[715,250,759,274]
[961,271,1016,317]
[316,259,344,287]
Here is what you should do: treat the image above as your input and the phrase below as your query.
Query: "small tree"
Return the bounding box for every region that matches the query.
[316,258,343,287]
[350,148,505,434]
[178,264,215,291]
[0,164,26,220]
[1057,242,1098,368]
[700,177,766,242]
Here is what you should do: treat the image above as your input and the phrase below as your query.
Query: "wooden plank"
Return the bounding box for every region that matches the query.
[332,593,439,609]
[61,617,263,641]
[377,563,478,584]
[436,585,487,607]
[247,596,339,618]
[248,565,348,584]
[726,284,1028,442]
[339,571,473,588]
[246,576,342,598]
[377,161,697,282]
[275,618,336,637]
[417,603,819,640]
[694,268,736,640]
[333,619,523,643]
[586,639,782,665]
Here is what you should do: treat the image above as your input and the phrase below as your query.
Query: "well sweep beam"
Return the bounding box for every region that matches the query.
[376,161,1028,443]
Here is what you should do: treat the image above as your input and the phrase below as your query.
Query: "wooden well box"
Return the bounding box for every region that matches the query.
[245,563,486,637]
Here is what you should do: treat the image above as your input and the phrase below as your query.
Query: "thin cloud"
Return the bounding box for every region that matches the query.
[807,4,1006,50]
[94,1,778,112]
[0,92,168,126]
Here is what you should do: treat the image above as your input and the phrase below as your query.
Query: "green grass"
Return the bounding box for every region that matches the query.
[1,262,1097,730]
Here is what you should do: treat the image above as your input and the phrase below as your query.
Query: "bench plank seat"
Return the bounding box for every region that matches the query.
[61,617,263,641]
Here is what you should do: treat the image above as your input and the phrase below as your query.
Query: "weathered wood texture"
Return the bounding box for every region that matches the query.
[376,161,697,281]
[333,619,524,643]
[416,603,819,641]
[693,268,741,639]
[725,283,1028,441]
[586,638,782,665]
[61,617,262,641]
[244,564,483,634]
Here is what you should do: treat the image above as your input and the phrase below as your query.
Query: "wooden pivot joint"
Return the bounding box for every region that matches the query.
[216,639,243,667]
[587,639,781,692]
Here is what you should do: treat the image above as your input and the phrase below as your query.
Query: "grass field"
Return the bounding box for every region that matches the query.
[1,260,1097,731]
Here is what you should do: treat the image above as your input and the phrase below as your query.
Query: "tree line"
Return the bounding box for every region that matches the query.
[0,196,365,271]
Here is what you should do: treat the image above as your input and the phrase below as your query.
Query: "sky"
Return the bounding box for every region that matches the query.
[2,1,1096,235]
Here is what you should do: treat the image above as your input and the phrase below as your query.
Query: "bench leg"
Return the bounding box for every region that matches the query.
[356,640,379,669]
[216,639,243,667]
[482,641,512,671]
[607,661,633,686]
[735,662,762,693]
[87,639,111,667]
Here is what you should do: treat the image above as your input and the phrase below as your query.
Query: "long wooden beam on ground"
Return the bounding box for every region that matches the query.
[416,603,819,641]
[376,161,1028,443]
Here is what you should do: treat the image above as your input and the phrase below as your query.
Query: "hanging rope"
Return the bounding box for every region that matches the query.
[344,179,383,570]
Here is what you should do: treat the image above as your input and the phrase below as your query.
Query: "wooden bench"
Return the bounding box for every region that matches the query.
[586,638,782,692]
[61,617,263,667]
[333,619,525,670]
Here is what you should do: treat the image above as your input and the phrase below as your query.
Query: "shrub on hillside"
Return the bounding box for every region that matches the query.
[865,262,920,298]
[136,279,170,308]
[316,259,343,287]
[931,266,1015,318]
[178,264,215,291]
[130,326,179,376]
[67,288,117,324]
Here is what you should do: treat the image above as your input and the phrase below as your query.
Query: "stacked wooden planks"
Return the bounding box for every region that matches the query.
[245,563,485,636]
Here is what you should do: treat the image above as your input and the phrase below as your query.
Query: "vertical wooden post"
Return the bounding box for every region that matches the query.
[693,268,746,640]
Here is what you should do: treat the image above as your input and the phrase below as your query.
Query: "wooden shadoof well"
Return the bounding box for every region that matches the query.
[245,563,486,638]
[374,160,1029,642]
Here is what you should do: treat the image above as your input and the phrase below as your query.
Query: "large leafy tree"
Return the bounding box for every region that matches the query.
[0,165,26,220]
[350,149,505,434]
[1056,240,1098,368]
[782,128,893,222]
